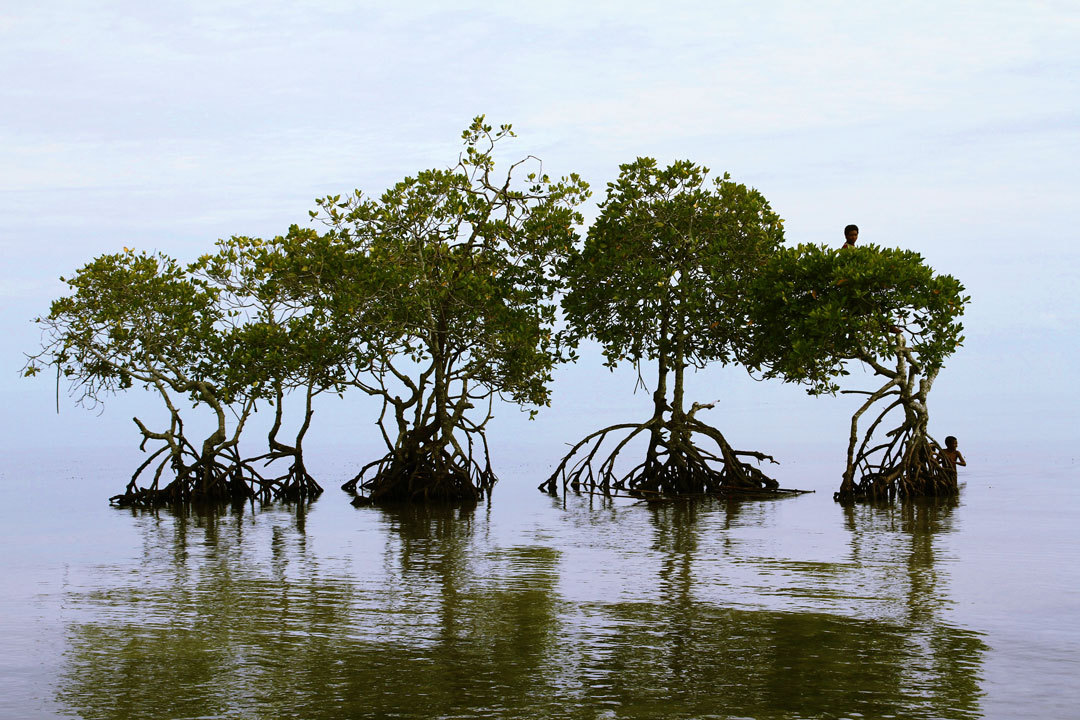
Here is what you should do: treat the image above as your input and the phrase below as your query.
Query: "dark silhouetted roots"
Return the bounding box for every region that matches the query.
[110,443,323,508]
[835,433,957,504]
[343,447,496,505]
[541,419,791,499]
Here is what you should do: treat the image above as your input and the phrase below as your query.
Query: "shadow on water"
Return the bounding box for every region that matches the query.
[57,496,986,719]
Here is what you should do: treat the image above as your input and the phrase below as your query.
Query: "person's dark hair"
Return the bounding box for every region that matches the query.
[844,224,859,234]
[945,435,958,447]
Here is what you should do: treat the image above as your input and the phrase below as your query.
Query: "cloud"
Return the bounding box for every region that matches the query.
[1,0,1078,452]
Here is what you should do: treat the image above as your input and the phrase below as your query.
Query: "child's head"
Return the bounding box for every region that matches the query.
[945,435,958,450]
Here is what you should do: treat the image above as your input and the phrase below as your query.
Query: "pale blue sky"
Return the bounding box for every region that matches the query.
[3,1,1078,469]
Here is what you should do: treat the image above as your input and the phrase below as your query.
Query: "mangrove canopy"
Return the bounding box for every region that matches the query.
[745,243,969,502]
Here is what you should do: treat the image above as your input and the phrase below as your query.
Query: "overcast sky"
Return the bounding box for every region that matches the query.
[2,1,1077,470]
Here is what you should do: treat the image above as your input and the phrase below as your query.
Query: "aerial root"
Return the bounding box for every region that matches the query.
[258,462,323,503]
[343,446,495,506]
[110,442,324,508]
[835,429,957,503]
[542,420,785,499]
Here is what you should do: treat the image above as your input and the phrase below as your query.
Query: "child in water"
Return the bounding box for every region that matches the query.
[939,436,967,469]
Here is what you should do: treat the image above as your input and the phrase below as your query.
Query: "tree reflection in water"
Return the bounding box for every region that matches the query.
[58,497,985,719]
[558,497,987,719]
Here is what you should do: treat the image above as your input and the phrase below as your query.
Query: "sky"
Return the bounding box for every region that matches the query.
[2,0,1078,473]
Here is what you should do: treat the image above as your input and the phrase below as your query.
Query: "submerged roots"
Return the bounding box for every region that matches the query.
[541,419,785,499]
[836,430,957,503]
[342,446,496,505]
[260,461,324,503]
[110,443,323,508]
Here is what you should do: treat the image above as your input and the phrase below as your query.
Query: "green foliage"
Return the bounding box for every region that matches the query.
[745,243,968,394]
[27,250,224,404]
[318,115,589,411]
[192,228,357,403]
[562,157,784,370]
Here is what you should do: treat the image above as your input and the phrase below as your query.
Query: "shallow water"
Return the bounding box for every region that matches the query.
[1,448,1076,719]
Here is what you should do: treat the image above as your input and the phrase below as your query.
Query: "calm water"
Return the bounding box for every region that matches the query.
[1,447,1077,719]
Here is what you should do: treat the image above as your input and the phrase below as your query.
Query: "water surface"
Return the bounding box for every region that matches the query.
[1,448,1076,719]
